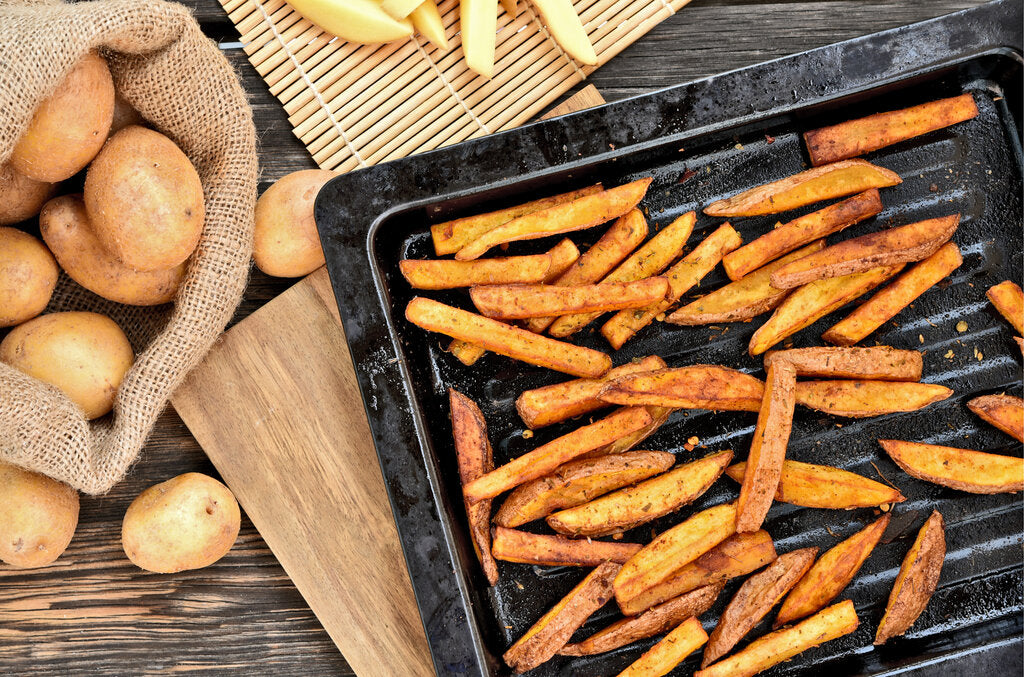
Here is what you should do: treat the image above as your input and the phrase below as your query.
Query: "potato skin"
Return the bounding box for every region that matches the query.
[10,51,114,182]
[253,169,336,277]
[0,227,58,327]
[0,162,56,225]
[0,461,79,568]
[122,473,240,573]
[0,311,134,419]
[40,195,185,305]
[84,125,204,271]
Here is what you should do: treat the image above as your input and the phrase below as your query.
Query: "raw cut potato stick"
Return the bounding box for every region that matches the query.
[406,297,612,377]
[967,394,1024,442]
[987,280,1024,334]
[491,527,642,566]
[795,380,952,417]
[804,93,980,166]
[529,0,599,66]
[764,346,922,381]
[879,439,1024,494]
[776,514,890,627]
[770,215,959,289]
[616,616,708,677]
[503,561,619,673]
[695,600,859,677]
[722,190,883,281]
[704,159,901,218]
[461,0,497,78]
[400,252,553,289]
[725,459,905,509]
[668,241,825,325]
[456,178,652,260]
[410,0,448,49]
[875,510,945,644]
[549,211,695,337]
[463,407,654,501]
[602,223,743,349]
[599,365,765,412]
[380,0,424,20]
[471,277,670,319]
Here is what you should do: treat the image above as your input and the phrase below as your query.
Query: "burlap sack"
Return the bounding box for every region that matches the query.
[0,0,257,494]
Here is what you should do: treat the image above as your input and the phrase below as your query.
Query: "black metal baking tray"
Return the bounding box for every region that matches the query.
[315,2,1023,675]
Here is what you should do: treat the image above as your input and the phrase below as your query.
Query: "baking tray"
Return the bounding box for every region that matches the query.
[315,2,1024,675]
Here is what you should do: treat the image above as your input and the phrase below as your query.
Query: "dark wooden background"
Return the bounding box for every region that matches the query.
[3,1,1017,675]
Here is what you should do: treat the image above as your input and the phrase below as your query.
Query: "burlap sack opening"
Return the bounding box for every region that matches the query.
[0,0,258,494]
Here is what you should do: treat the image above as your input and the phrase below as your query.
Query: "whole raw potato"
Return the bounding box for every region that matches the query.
[0,227,58,327]
[253,169,336,277]
[122,473,241,573]
[84,125,204,271]
[109,90,146,136]
[0,311,134,419]
[9,51,115,183]
[0,461,79,568]
[40,194,185,306]
[0,162,56,225]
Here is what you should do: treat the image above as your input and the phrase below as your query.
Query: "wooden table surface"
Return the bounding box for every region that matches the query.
[4,1,1017,675]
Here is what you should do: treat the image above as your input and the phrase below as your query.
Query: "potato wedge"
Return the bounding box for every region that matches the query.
[494,450,675,527]
[795,380,952,417]
[776,514,890,627]
[764,346,922,381]
[804,93,979,166]
[410,0,448,49]
[695,600,858,677]
[461,0,497,78]
[401,253,553,289]
[530,0,599,66]
[704,159,901,218]
[591,405,674,458]
[449,339,486,366]
[491,527,641,566]
[450,390,499,585]
[967,394,1024,442]
[457,179,652,260]
[722,190,883,281]
[548,450,733,537]
[875,510,945,644]
[987,280,1024,334]
[879,439,1024,494]
[504,560,619,673]
[463,407,654,501]
[472,277,669,319]
[599,365,765,412]
[725,459,905,509]
[616,616,708,677]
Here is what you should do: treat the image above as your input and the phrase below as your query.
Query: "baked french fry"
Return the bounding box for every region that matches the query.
[725,459,905,509]
[529,0,598,66]
[875,510,945,644]
[764,346,922,381]
[517,355,666,429]
[967,394,1024,442]
[599,365,765,412]
[722,190,883,281]
[463,407,654,501]
[450,390,499,585]
[602,222,742,349]
[795,380,952,417]
[879,439,1024,494]
[748,264,905,356]
[704,159,901,218]
[504,560,619,673]
[695,600,859,677]
[449,339,486,365]
[493,450,675,527]
[410,0,449,49]
[775,514,890,627]
[491,527,641,566]
[668,241,825,325]
[472,277,669,319]
[400,252,553,289]
[547,450,733,537]
[461,0,497,78]
[406,297,612,377]
[618,531,776,617]
[616,616,708,677]
[770,215,959,289]
[590,405,673,458]
[457,178,652,260]
[987,280,1024,334]
[804,93,980,166]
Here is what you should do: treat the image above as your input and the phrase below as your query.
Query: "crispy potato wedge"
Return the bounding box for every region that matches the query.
[967,394,1024,442]
[472,277,669,320]
[776,514,890,627]
[804,93,980,166]
[548,450,733,537]
[599,366,765,412]
[748,264,905,356]
[463,407,654,501]
[616,616,708,677]
[493,450,675,527]
[400,252,552,289]
[669,241,825,325]
[449,339,486,365]
[590,405,674,458]
[795,380,952,417]
[987,280,1024,334]
[704,159,901,218]
[722,190,882,281]
[764,346,922,381]
[491,527,642,566]
[695,600,859,677]
[875,510,945,644]
[726,459,905,509]
[880,439,1024,494]
[504,560,619,673]
[406,297,611,377]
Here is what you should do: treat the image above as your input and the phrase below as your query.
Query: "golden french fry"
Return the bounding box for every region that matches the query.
[410,0,449,49]
[400,252,552,289]
[987,280,1024,334]
[491,526,641,566]
[449,339,486,365]
[589,405,673,458]
[725,459,905,509]
[795,380,951,417]
[472,277,669,319]
[616,616,708,677]
[529,0,598,66]
[461,0,497,78]
[879,439,1024,494]
[764,346,922,381]
[875,510,945,644]
[968,394,1024,442]
[599,365,765,412]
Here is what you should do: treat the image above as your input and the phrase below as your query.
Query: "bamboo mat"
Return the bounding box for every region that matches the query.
[222,0,693,172]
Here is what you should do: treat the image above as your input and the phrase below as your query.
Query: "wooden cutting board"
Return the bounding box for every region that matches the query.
[170,86,606,677]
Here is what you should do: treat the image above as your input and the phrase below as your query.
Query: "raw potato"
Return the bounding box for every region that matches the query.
[795,380,952,417]
[254,169,337,277]
[121,473,240,573]
[40,195,185,306]
[0,461,79,568]
[0,311,133,419]
[10,51,114,182]
[529,0,598,66]
[0,227,58,327]
[599,365,765,412]
[450,390,499,584]
[85,125,204,271]
[987,280,1024,334]
[764,346,922,381]
[0,162,56,226]
[726,459,905,509]
[109,90,146,135]
[616,616,708,677]
[491,526,642,566]
[967,394,1024,442]
[875,510,945,644]
[879,439,1024,494]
